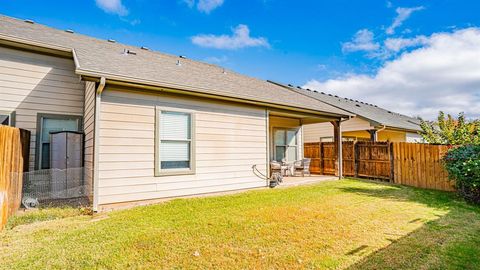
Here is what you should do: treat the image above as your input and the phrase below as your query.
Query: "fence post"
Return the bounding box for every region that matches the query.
[354,141,359,178]
[318,142,323,175]
[389,142,394,182]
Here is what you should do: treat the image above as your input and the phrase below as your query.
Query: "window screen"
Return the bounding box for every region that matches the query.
[157,111,193,172]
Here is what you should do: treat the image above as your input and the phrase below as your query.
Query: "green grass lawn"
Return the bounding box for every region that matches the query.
[1,179,480,269]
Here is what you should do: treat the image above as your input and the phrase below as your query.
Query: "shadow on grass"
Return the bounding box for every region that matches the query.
[341,179,480,270]
[340,179,473,210]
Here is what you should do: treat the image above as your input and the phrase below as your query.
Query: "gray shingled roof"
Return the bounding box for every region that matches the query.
[287,86,421,131]
[0,15,351,117]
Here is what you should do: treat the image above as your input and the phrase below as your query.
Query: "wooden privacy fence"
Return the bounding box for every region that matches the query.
[0,126,26,229]
[304,141,455,192]
[393,143,454,191]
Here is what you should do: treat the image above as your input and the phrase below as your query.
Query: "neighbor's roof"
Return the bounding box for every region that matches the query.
[0,15,351,118]
[285,85,422,131]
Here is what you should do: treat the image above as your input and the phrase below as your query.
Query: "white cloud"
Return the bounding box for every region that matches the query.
[191,24,270,50]
[386,6,424,35]
[384,36,428,52]
[95,0,128,16]
[198,0,224,13]
[184,0,224,13]
[342,29,380,53]
[304,28,480,119]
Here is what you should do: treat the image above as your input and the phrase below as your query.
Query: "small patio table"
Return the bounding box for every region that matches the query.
[281,162,294,176]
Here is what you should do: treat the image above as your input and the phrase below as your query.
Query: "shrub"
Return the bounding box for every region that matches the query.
[444,145,480,204]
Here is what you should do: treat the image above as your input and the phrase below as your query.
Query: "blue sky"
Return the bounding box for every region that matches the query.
[1,0,480,118]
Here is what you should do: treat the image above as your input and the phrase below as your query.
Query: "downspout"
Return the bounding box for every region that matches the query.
[93,77,106,212]
[265,109,270,186]
[375,125,387,141]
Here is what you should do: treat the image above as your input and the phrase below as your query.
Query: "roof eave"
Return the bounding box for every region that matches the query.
[0,33,72,57]
[378,125,422,133]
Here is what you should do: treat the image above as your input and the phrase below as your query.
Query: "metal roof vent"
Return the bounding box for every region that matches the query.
[141,46,149,50]
[108,39,116,43]
[65,29,74,34]
[24,19,34,24]
[122,49,137,55]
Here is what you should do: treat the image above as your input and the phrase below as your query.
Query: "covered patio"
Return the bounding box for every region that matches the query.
[267,109,348,182]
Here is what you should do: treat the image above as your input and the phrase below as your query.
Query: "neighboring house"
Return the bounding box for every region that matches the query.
[0,15,352,210]
[272,84,423,143]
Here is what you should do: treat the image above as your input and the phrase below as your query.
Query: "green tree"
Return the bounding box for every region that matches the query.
[420,112,479,145]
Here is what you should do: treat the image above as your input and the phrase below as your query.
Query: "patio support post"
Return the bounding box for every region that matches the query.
[331,120,343,179]
[368,129,377,142]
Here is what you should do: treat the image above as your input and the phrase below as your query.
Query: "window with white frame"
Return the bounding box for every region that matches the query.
[156,109,195,175]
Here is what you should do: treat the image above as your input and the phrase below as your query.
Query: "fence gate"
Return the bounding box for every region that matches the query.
[304,143,321,174]
[321,143,336,175]
[303,142,355,176]
[356,141,392,180]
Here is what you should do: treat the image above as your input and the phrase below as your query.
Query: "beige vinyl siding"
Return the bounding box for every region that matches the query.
[406,132,423,143]
[377,130,407,142]
[97,88,267,205]
[0,46,84,170]
[303,116,372,143]
[268,116,303,161]
[83,81,95,197]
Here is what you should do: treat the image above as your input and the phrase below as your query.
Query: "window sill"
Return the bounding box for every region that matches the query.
[154,169,196,177]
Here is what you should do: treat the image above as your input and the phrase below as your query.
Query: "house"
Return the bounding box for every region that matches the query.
[0,15,352,211]
[272,84,423,143]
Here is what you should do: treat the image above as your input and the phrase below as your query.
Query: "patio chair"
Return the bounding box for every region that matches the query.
[270,161,282,175]
[293,158,311,177]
